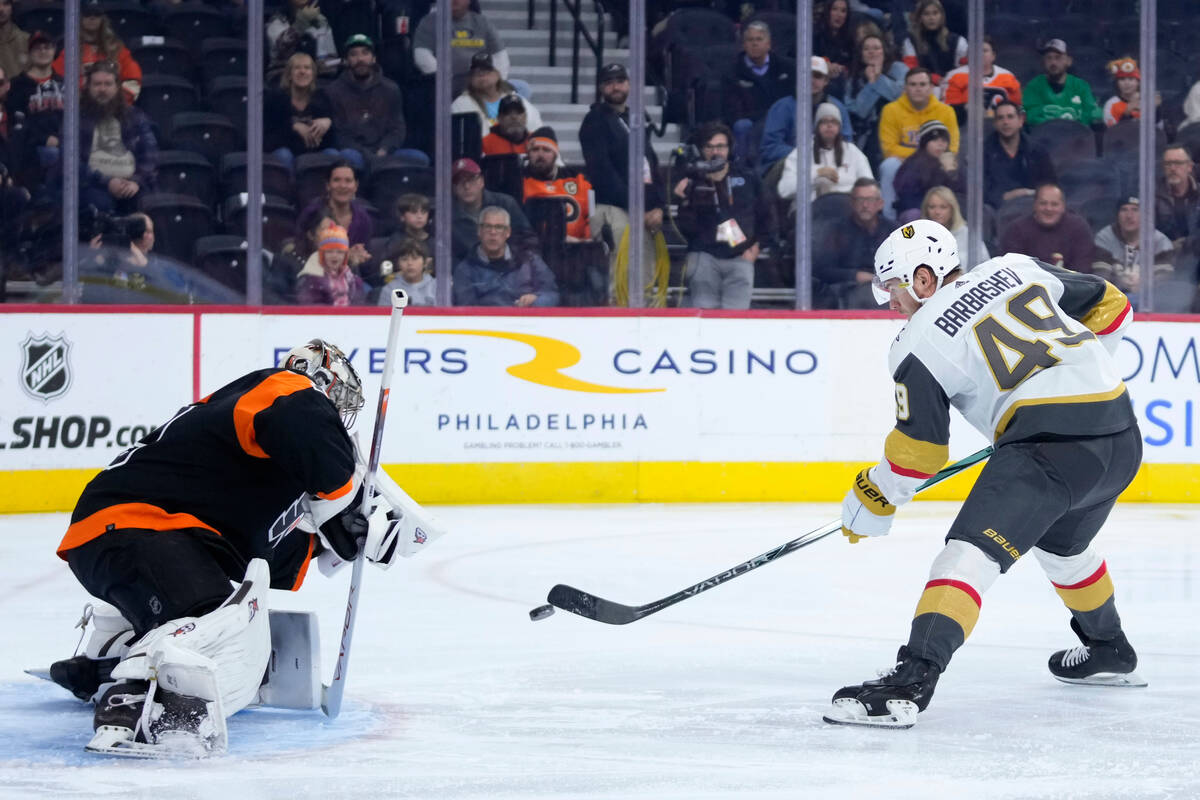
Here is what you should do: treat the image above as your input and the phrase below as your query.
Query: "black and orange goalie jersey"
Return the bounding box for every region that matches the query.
[57,368,358,591]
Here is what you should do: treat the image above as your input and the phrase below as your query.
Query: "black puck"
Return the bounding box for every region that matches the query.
[529,604,555,621]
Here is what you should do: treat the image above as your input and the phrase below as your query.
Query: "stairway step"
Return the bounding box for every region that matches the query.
[504,27,619,49]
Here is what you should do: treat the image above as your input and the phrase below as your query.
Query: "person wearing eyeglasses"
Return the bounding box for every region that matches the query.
[452,205,559,307]
[673,121,770,310]
[1155,145,1200,244]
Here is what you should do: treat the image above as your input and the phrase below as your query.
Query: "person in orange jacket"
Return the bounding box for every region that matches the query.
[53,0,142,105]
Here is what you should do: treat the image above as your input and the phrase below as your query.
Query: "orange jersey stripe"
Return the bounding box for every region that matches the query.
[317,476,355,501]
[57,502,220,559]
[914,579,982,639]
[233,371,315,459]
[290,534,315,591]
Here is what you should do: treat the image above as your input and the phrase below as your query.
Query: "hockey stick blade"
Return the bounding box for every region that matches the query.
[544,446,993,626]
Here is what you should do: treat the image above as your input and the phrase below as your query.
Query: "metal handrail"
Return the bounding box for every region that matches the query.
[530,0,606,105]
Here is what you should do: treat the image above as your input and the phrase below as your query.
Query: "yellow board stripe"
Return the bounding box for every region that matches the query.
[1054,573,1115,613]
[994,385,1129,438]
[884,428,949,477]
[1080,282,1130,334]
[914,581,982,639]
[2,460,1199,513]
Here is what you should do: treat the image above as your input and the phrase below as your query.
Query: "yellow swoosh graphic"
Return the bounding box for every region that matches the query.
[420,329,665,394]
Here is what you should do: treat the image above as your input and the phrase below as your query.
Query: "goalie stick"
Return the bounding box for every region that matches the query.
[544,446,994,625]
[321,288,409,719]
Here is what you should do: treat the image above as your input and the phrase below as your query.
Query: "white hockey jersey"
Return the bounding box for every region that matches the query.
[871,254,1136,507]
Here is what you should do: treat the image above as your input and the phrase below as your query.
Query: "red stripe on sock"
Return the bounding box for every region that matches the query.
[888,460,936,479]
[1052,561,1108,590]
[925,578,982,608]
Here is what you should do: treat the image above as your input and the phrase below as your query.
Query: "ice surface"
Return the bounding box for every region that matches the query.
[1,503,1197,800]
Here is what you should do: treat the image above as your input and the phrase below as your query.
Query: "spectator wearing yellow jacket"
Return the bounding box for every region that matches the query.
[876,67,958,213]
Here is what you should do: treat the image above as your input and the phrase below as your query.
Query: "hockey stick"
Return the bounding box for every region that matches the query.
[545,446,995,626]
[321,288,409,719]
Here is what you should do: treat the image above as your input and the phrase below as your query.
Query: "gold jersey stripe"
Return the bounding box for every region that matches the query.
[914,583,982,639]
[884,429,949,477]
[1080,282,1130,334]
[1054,572,1115,612]
[994,385,1129,438]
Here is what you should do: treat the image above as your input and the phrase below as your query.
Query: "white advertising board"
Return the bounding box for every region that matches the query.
[0,313,192,471]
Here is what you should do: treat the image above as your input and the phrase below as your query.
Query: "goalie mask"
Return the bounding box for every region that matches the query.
[872,219,960,305]
[283,339,364,428]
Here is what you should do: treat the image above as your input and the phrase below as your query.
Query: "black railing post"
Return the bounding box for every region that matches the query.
[528,0,535,30]
[571,0,581,104]
[595,0,605,104]
[549,0,557,67]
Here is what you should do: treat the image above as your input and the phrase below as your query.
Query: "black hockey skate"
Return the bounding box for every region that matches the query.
[92,681,150,739]
[1049,618,1147,687]
[823,646,941,729]
[48,655,121,702]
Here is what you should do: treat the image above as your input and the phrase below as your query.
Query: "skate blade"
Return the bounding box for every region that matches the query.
[24,668,52,682]
[822,698,918,729]
[1054,670,1148,688]
[85,726,220,759]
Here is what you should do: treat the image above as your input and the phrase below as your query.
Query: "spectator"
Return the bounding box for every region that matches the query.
[264,52,357,170]
[1102,57,1148,127]
[450,156,531,262]
[452,57,542,149]
[5,31,63,185]
[325,35,428,169]
[843,32,907,167]
[481,95,535,157]
[921,185,988,268]
[1178,80,1200,134]
[814,0,855,85]
[578,62,666,303]
[673,121,769,310]
[295,160,373,275]
[296,222,368,305]
[0,63,13,170]
[377,238,436,306]
[941,37,1021,113]
[385,192,432,254]
[722,20,795,164]
[778,102,873,203]
[891,119,963,216]
[812,176,893,308]
[1023,39,1102,128]
[760,56,853,175]
[0,0,28,81]
[901,0,966,86]
[54,0,142,104]
[998,182,1093,271]
[453,205,559,307]
[1155,145,1200,244]
[77,61,156,213]
[1092,196,1173,308]
[413,0,515,97]
[982,99,1056,210]
[523,127,593,241]
[877,67,958,213]
[266,0,338,77]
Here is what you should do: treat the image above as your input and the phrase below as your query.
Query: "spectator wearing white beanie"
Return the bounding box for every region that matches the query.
[778,101,874,203]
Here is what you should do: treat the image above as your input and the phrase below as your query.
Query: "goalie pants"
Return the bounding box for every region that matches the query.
[65,529,238,637]
[908,424,1143,671]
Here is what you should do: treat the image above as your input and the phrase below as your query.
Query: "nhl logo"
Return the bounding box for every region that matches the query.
[20,333,72,402]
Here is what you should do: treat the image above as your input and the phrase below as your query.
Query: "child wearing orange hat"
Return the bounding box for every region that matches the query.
[1103,57,1144,127]
[296,222,366,305]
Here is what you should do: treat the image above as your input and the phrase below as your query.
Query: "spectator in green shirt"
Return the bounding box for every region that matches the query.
[1023,39,1102,128]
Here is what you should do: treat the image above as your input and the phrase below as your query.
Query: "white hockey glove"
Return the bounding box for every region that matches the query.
[841,467,895,543]
[372,468,447,561]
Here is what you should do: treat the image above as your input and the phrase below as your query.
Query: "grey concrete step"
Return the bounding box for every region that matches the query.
[507,45,629,68]
[503,27,619,49]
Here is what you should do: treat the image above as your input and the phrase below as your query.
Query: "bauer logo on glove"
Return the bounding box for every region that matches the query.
[841,468,896,543]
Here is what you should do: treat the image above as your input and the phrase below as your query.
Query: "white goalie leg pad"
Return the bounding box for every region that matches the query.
[113,558,272,718]
[929,539,1002,593]
[1033,545,1104,585]
[256,610,322,710]
[372,467,448,561]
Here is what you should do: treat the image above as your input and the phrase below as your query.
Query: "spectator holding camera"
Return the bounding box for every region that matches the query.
[673,122,769,310]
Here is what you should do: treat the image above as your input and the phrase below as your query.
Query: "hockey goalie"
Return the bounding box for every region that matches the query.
[41,339,445,757]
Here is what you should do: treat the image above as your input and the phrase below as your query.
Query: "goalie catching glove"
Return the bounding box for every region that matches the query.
[841,467,895,543]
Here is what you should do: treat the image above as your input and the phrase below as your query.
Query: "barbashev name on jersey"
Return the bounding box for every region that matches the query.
[933,266,1025,337]
[437,412,648,431]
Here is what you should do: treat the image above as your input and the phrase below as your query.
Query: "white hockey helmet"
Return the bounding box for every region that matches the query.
[284,339,365,428]
[872,219,960,305]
